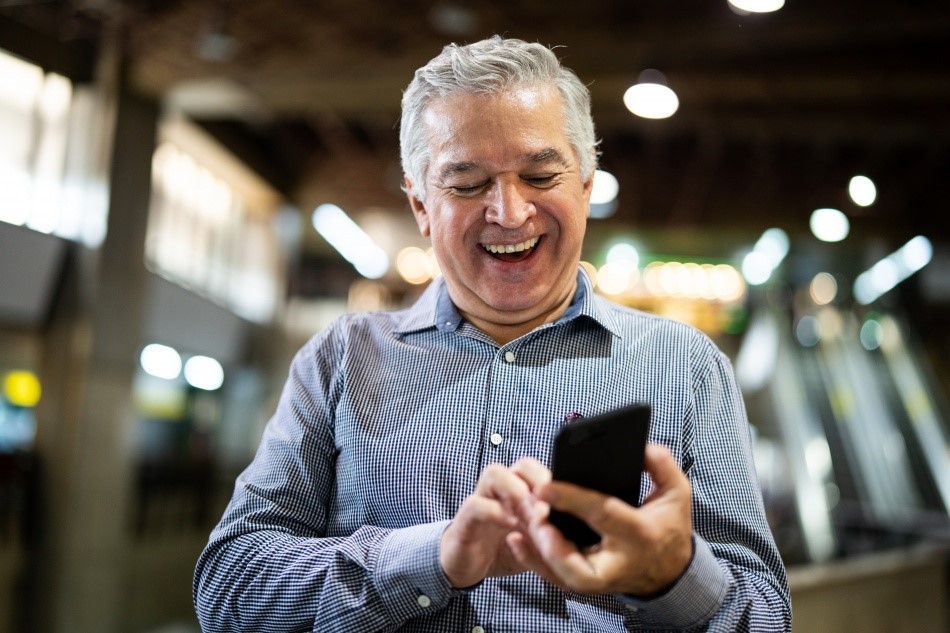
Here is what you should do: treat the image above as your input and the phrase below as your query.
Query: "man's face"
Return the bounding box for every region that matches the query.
[406,86,593,333]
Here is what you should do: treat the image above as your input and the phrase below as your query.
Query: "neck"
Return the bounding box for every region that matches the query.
[462,287,576,346]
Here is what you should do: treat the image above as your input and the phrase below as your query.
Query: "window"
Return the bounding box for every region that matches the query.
[146,118,287,323]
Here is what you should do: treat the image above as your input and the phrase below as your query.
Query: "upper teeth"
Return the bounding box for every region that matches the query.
[483,237,539,254]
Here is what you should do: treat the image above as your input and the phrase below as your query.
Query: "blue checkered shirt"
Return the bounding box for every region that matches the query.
[194,269,791,632]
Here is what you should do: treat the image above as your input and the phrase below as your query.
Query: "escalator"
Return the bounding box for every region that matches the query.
[739,304,950,564]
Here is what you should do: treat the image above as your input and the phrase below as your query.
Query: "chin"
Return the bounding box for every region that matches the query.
[483,291,548,316]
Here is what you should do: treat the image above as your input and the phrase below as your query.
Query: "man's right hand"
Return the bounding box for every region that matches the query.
[439,460,548,588]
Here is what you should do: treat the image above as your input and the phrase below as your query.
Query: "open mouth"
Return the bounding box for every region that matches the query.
[481,236,541,263]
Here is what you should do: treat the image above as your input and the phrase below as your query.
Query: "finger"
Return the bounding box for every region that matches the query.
[505,531,566,588]
[510,457,552,490]
[442,495,519,588]
[454,494,518,535]
[642,444,691,505]
[475,463,533,509]
[524,519,603,591]
[508,458,553,522]
[643,444,685,491]
[541,480,638,539]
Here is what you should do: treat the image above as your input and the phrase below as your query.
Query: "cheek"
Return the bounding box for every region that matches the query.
[554,195,589,232]
[432,205,476,240]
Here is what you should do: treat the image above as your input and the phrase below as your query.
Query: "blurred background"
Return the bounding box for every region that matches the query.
[1,1,949,631]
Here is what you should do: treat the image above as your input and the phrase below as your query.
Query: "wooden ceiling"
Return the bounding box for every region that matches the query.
[4,0,950,258]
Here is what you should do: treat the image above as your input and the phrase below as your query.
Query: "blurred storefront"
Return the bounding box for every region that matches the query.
[0,38,298,633]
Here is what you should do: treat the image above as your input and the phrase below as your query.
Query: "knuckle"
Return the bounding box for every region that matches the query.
[602,496,627,515]
[483,462,505,477]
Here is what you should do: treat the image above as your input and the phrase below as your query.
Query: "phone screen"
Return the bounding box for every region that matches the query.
[548,402,651,548]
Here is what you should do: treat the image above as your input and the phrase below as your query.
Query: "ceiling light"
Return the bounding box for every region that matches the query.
[140,344,182,380]
[899,235,933,271]
[741,227,789,286]
[742,251,773,286]
[754,228,790,267]
[848,175,877,207]
[597,263,637,295]
[589,169,620,218]
[859,318,884,351]
[727,0,785,13]
[809,208,850,242]
[396,246,434,285]
[184,355,225,391]
[853,235,932,304]
[312,203,389,279]
[809,272,838,305]
[591,169,619,204]
[606,242,639,270]
[623,70,679,120]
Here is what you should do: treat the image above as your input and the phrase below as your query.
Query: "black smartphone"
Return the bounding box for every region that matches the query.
[548,402,651,548]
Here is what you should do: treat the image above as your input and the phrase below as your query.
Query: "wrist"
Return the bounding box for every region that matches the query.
[628,534,695,598]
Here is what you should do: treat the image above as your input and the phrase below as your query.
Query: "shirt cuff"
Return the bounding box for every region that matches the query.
[373,520,463,621]
[616,536,733,629]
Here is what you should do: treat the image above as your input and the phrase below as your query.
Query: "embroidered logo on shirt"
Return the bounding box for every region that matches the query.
[562,411,584,424]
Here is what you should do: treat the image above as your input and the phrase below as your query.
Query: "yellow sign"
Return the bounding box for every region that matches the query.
[3,371,42,408]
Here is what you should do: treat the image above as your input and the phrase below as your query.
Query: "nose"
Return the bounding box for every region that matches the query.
[484,180,536,228]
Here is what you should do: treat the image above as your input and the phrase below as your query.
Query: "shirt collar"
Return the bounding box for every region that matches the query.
[395,267,623,339]
[394,277,458,335]
[563,266,624,338]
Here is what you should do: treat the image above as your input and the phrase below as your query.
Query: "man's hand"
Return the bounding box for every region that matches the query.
[507,444,694,596]
[439,461,544,588]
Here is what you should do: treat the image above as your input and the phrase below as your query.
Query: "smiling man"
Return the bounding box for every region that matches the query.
[195,36,792,632]
[406,85,591,345]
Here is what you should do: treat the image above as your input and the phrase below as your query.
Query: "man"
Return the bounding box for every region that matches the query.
[194,36,791,632]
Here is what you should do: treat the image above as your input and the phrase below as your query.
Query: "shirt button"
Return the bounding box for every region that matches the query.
[417,594,431,608]
[472,627,486,633]
[504,351,515,363]
[490,433,503,446]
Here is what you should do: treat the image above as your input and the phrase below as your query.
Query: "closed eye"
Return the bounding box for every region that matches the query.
[449,181,489,196]
[524,174,558,188]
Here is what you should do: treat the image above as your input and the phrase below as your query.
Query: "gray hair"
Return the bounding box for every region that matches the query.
[399,36,599,202]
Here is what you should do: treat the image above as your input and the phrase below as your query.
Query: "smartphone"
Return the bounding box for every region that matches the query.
[548,402,651,548]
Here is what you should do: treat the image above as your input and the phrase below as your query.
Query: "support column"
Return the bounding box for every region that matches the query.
[30,40,160,632]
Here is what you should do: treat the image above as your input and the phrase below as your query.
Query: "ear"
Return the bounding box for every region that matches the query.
[405,176,431,237]
[582,170,595,218]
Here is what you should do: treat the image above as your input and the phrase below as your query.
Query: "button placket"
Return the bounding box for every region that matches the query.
[488,347,518,450]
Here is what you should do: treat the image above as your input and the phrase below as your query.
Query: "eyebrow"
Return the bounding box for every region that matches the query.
[437,161,480,181]
[526,147,570,167]
[435,148,570,182]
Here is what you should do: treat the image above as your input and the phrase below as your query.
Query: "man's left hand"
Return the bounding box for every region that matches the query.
[507,444,694,596]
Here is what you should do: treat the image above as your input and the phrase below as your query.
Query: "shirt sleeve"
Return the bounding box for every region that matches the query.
[192,333,464,632]
[620,344,792,631]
